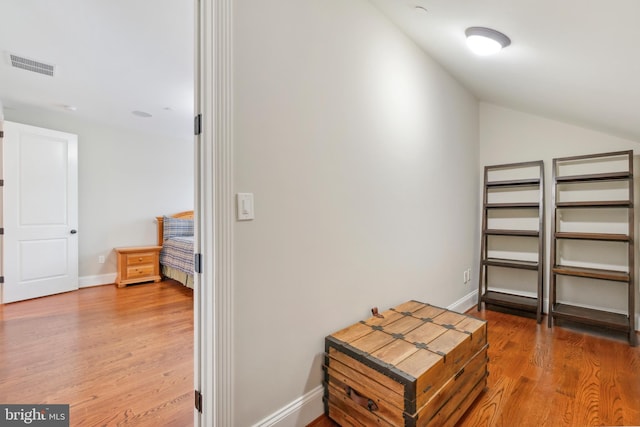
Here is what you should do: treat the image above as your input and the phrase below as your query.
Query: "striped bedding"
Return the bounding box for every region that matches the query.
[160,235,194,275]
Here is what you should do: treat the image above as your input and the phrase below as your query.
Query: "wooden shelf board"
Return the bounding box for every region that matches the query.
[555,232,630,242]
[553,265,629,282]
[551,303,630,331]
[484,258,539,270]
[482,291,538,313]
[555,171,631,183]
[485,202,540,209]
[556,200,632,208]
[554,150,632,163]
[485,229,539,237]
[486,178,540,188]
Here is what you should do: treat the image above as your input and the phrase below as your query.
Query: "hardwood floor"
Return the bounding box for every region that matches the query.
[0,280,193,427]
[3,285,640,427]
[311,309,640,427]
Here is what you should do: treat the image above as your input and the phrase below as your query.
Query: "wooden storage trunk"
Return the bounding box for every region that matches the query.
[324,300,488,427]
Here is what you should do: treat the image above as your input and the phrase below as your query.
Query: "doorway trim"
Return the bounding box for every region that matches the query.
[195,0,234,425]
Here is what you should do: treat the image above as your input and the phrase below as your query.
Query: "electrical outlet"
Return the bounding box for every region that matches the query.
[462,268,471,284]
[98,255,105,264]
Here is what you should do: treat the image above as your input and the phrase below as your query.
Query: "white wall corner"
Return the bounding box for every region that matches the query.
[78,273,117,288]
[252,385,324,427]
[447,289,479,314]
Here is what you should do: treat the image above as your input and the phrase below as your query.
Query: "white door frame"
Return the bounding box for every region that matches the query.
[195,0,234,425]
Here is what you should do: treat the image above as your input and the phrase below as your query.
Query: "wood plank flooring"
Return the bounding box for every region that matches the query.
[311,309,640,427]
[0,280,194,427]
[3,285,640,427]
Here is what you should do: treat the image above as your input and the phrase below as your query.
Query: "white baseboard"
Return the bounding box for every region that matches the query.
[78,273,116,288]
[447,289,479,314]
[251,385,323,427]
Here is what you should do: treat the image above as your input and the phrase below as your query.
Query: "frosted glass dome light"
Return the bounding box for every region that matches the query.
[465,27,511,56]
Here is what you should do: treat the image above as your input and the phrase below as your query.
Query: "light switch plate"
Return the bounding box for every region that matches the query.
[236,193,254,220]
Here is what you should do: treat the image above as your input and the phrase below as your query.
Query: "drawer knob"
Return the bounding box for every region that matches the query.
[139,257,143,261]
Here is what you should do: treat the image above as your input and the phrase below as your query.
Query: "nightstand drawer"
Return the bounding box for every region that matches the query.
[127,253,156,266]
[114,245,163,288]
[127,264,154,279]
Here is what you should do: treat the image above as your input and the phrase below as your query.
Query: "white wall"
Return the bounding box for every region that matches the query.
[3,107,193,282]
[479,102,640,323]
[233,1,479,425]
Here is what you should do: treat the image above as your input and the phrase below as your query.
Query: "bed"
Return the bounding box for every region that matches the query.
[156,210,194,288]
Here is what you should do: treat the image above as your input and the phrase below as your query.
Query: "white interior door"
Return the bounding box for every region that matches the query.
[3,121,78,303]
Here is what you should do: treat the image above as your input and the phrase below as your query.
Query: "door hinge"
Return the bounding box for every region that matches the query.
[194,114,202,136]
[194,253,202,274]
[0,179,3,187]
[0,276,4,284]
[0,130,3,138]
[0,228,3,235]
[195,390,203,413]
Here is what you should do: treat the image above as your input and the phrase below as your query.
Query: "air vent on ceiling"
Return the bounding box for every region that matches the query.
[9,54,55,76]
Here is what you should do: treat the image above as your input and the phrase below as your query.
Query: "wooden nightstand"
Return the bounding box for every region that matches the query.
[115,246,162,288]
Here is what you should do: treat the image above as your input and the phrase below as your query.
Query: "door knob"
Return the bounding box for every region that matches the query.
[70,229,78,234]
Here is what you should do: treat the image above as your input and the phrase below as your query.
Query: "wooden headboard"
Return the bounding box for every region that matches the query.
[156,210,194,246]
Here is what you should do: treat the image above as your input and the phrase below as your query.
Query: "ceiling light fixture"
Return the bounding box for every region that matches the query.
[465,27,511,56]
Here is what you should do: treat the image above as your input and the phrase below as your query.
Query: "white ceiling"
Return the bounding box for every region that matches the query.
[2,1,639,143]
[370,0,640,142]
[0,0,194,140]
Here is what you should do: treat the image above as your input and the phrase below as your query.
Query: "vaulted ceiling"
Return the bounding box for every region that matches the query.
[2,1,639,143]
[371,0,640,142]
